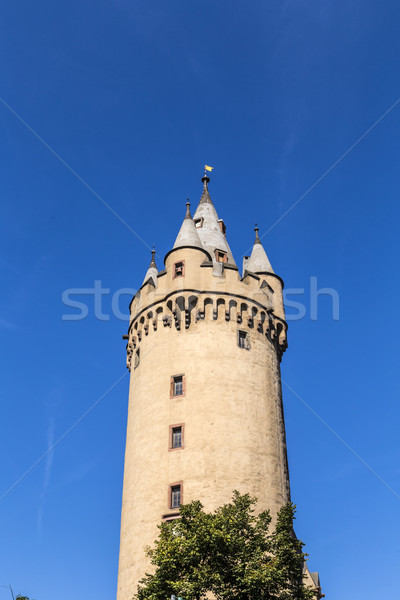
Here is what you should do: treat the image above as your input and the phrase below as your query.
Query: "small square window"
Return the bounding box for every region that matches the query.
[238,330,250,350]
[215,250,228,263]
[171,375,185,397]
[170,484,182,509]
[194,218,203,228]
[170,424,184,450]
[174,261,185,278]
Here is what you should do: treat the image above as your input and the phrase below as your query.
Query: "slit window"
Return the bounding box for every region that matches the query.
[134,348,140,369]
[174,261,185,278]
[238,330,250,350]
[170,484,182,509]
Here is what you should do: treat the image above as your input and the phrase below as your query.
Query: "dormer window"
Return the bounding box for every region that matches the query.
[218,219,226,235]
[215,250,228,264]
[194,218,203,228]
[174,261,185,278]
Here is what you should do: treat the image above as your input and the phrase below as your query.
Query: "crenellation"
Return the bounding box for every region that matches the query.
[125,284,288,370]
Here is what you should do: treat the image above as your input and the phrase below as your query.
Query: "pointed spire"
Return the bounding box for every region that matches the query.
[254,224,261,245]
[246,226,274,274]
[173,200,203,249]
[200,175,212,204]
[193,175,237,266]
[184,199,192,219]
[142,246,158,287]
[149,246,157,267]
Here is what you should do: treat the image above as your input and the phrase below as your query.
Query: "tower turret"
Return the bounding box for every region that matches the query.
[118,175,292,600]
[245,225,274,274]
[173,200,203,250]
[243,225,286,324]
[141,247,158,288]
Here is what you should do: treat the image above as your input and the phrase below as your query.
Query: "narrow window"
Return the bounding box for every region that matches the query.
[170,483,182,509]
[171,375,185,397]
[174,261,185,278]
[238,330,249,350]
[215,250,228,263]
[169,424,184,450]
[134,348,140,368]
[217,219,226,235]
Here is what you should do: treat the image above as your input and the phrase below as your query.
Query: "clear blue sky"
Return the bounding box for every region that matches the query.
[1,1,400,598]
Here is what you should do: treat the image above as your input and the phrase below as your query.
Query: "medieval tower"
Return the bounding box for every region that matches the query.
[117,173,321,599]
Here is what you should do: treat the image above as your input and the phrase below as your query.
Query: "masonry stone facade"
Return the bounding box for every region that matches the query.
[117,175,322,600]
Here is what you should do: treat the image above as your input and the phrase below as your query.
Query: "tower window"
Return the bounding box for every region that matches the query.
[174,261,185,278]
[238,330,250,350]
[134,348,140,369]
[171,375,185,397]
[215,250,228,263]
[194,218,203,228]
[169,424,184,450]
[217,219,226,235]
[169,483,182,509]
[162,513,181,522]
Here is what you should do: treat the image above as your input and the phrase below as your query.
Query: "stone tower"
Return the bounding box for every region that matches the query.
[117,175,320,599]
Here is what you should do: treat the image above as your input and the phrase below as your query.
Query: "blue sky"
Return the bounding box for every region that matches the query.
[1,1,400,598]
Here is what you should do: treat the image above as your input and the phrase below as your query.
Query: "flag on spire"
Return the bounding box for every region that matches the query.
[204,165,214,172]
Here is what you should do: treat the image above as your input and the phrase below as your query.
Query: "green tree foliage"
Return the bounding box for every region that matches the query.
[136,491,314,600]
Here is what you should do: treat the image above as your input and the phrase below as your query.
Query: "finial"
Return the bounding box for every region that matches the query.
[185,198,192,220]
[150,246,157,267]
[201,174,210,188]
[254,224,261,244]
[200,167,213,204]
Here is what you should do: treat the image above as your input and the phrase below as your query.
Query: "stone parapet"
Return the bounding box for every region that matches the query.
[126,247,288,371]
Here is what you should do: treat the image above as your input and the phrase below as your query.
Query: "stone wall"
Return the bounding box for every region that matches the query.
[117,247,290,600]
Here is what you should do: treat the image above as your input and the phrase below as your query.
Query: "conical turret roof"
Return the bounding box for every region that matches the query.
[173,201,203,249]
[193,176,236,266]
[142,248,158,286]
[246,226,274,274]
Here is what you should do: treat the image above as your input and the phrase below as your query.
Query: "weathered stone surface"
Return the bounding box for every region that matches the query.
[117,178,321,600]
[118,242,290,600]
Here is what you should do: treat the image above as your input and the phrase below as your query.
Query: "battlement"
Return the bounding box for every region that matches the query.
[126,247,287,370]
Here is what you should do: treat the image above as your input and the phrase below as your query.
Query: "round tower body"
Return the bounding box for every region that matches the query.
[117,241,289,600]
